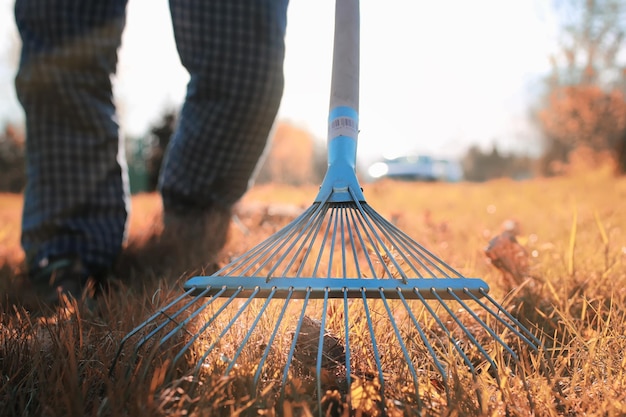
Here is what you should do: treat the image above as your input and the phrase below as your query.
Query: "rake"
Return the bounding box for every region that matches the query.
[112,0,550,413]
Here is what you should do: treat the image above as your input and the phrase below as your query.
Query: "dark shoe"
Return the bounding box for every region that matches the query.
[30,255,101,306]
[161,206,231,273]
[116,206,231,281]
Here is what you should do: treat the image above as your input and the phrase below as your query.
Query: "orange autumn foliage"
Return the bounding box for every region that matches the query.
[256,123,323,185]
[539,85,626,151]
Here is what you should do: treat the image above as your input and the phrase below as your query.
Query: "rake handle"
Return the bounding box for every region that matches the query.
[318,0,364,203]
[329,0,359,117]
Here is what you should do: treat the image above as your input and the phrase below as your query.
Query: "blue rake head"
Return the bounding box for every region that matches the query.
[110,159,550,413]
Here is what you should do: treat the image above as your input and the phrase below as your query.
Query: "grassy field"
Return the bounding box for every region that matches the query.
[1,172,625,416]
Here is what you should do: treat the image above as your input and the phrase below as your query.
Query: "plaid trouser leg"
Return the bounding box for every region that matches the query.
[160,0,289,212]
[15,0,129,273]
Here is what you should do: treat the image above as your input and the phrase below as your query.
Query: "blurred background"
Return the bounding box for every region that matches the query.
[0,0,625,193]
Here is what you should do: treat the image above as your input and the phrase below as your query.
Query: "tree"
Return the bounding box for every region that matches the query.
[0,124,25,192]
[461,144,535,182]
[538,85,626,171]
[537,0,626,174]
[548,0,624,88]
[145,110,177,191]
[255,122,326,185]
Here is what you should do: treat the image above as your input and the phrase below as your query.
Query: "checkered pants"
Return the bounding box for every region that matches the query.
[15,0,288,273]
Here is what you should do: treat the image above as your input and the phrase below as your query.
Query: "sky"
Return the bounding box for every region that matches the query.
[0,0,559,164]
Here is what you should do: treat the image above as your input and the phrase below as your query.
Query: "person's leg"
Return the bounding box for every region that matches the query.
[15,0,129,294]
[158,0,288,273]
[163,0,288,212]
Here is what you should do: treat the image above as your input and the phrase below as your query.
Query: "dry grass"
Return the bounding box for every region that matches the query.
[1,172,625,416]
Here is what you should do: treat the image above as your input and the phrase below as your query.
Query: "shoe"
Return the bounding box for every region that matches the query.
[116,206,231,281]
[30,255,101,306]
[161,206,231,273]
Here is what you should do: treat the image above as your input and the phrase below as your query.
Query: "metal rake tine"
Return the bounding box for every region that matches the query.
[365,204,464,277]
[337,206,348,277]
[120,287,215,384]
[324,206,344,278]
[333,204,361,278]
[477,288,544,349]
[264,201,330,280]
[364,204,463,278]
[261,195,331,279]
[225,287,279,376]
[221,204,317,277]
[253,288,295,387]
[215,223,282,276]
[412,288,479,375]
[349,195,409,281]
[173,287,246,368]
[345,206,378,277]
[323,206,338,278]
[189,287,261,374]
[466,307,536,412]
[360,289,387,409]
[343,206,365,278]
[345,190,413,280]
[448,290,522,363]
[134,286,233,383]
[379,289,423,412]
[464,290,545,411]
[367,207,444,277]
[280,288,312,401]
[276,202,328,279]
[311,205,336,278]
[421,289,490,409]
[342,289,352,391]
[236,212,310,278]
[315,290,330,413]
[292,207,329,277]
[360,203,432,279]
[431,289,500,378]
[348,203,403,280]
[457,289,539,354]
[120,288,196,348]
[109,287,200,376]
[472,289,557,383]
[139,287,222,346]
[283,205,324,277]
[396,291,449,390]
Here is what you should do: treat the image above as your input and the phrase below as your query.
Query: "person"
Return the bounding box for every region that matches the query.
[14,0,289,304]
